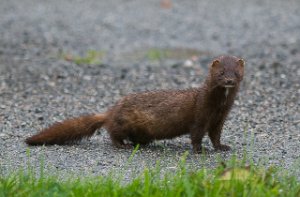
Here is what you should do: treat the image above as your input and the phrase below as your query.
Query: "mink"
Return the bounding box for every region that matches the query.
[25,55,244,153]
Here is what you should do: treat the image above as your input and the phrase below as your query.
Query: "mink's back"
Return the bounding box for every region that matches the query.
[116,88,199,110]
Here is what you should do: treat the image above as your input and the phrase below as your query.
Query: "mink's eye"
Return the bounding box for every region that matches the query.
[235,72,240,78]
[220,70,225,76]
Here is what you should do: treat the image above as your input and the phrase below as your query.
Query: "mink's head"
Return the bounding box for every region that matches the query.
[209,55,244,88]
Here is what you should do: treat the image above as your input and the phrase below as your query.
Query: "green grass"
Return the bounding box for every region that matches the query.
[144,48,206,62]
[62,50,104,65]
[146,48,167,61]
[1,152,299,197]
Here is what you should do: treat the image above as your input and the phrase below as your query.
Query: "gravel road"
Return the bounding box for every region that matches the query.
[0,0,299,179]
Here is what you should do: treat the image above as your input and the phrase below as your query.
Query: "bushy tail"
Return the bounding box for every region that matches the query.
[25,114,106,145]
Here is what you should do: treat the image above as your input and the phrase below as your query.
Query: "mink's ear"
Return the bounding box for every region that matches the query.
[238,59,245,68]
[211,59,220,68]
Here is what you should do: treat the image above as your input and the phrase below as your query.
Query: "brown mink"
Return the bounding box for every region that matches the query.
[25,55,244,152]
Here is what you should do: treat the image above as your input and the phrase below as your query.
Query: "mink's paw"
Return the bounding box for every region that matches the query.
[113,141,133,149]
[214,144,231,151]
[119,144,133,149]
[192,146,209,154]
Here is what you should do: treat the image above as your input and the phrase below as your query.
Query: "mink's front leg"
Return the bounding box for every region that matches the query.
[208,118,231,151]
[190,124,207,153]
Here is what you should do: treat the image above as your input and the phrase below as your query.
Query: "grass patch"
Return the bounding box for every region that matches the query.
[62,50,104,65]
[1,152,299,197]
[146,48,167,61]
[144,48,207,62]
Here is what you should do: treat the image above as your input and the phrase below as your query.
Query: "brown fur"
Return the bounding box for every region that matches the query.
[25,55,244,152]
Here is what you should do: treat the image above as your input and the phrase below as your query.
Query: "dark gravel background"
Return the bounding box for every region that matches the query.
[0,0,299,178]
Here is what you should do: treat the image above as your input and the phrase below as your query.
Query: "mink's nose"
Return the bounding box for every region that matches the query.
[225,79,235,86]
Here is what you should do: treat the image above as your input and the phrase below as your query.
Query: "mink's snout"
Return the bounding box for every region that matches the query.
[223,78,236,87]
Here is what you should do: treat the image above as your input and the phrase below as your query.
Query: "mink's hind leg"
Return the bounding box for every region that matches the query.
[105,114,134,149]
[111,136,132,149]
[129,135,152,147]
[108,130,132,149]
[128,129,153,146]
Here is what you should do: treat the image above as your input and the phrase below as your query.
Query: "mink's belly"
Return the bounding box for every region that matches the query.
[123,110,192,140]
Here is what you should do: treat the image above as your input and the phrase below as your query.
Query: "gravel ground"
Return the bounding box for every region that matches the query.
[0,0,299,179]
